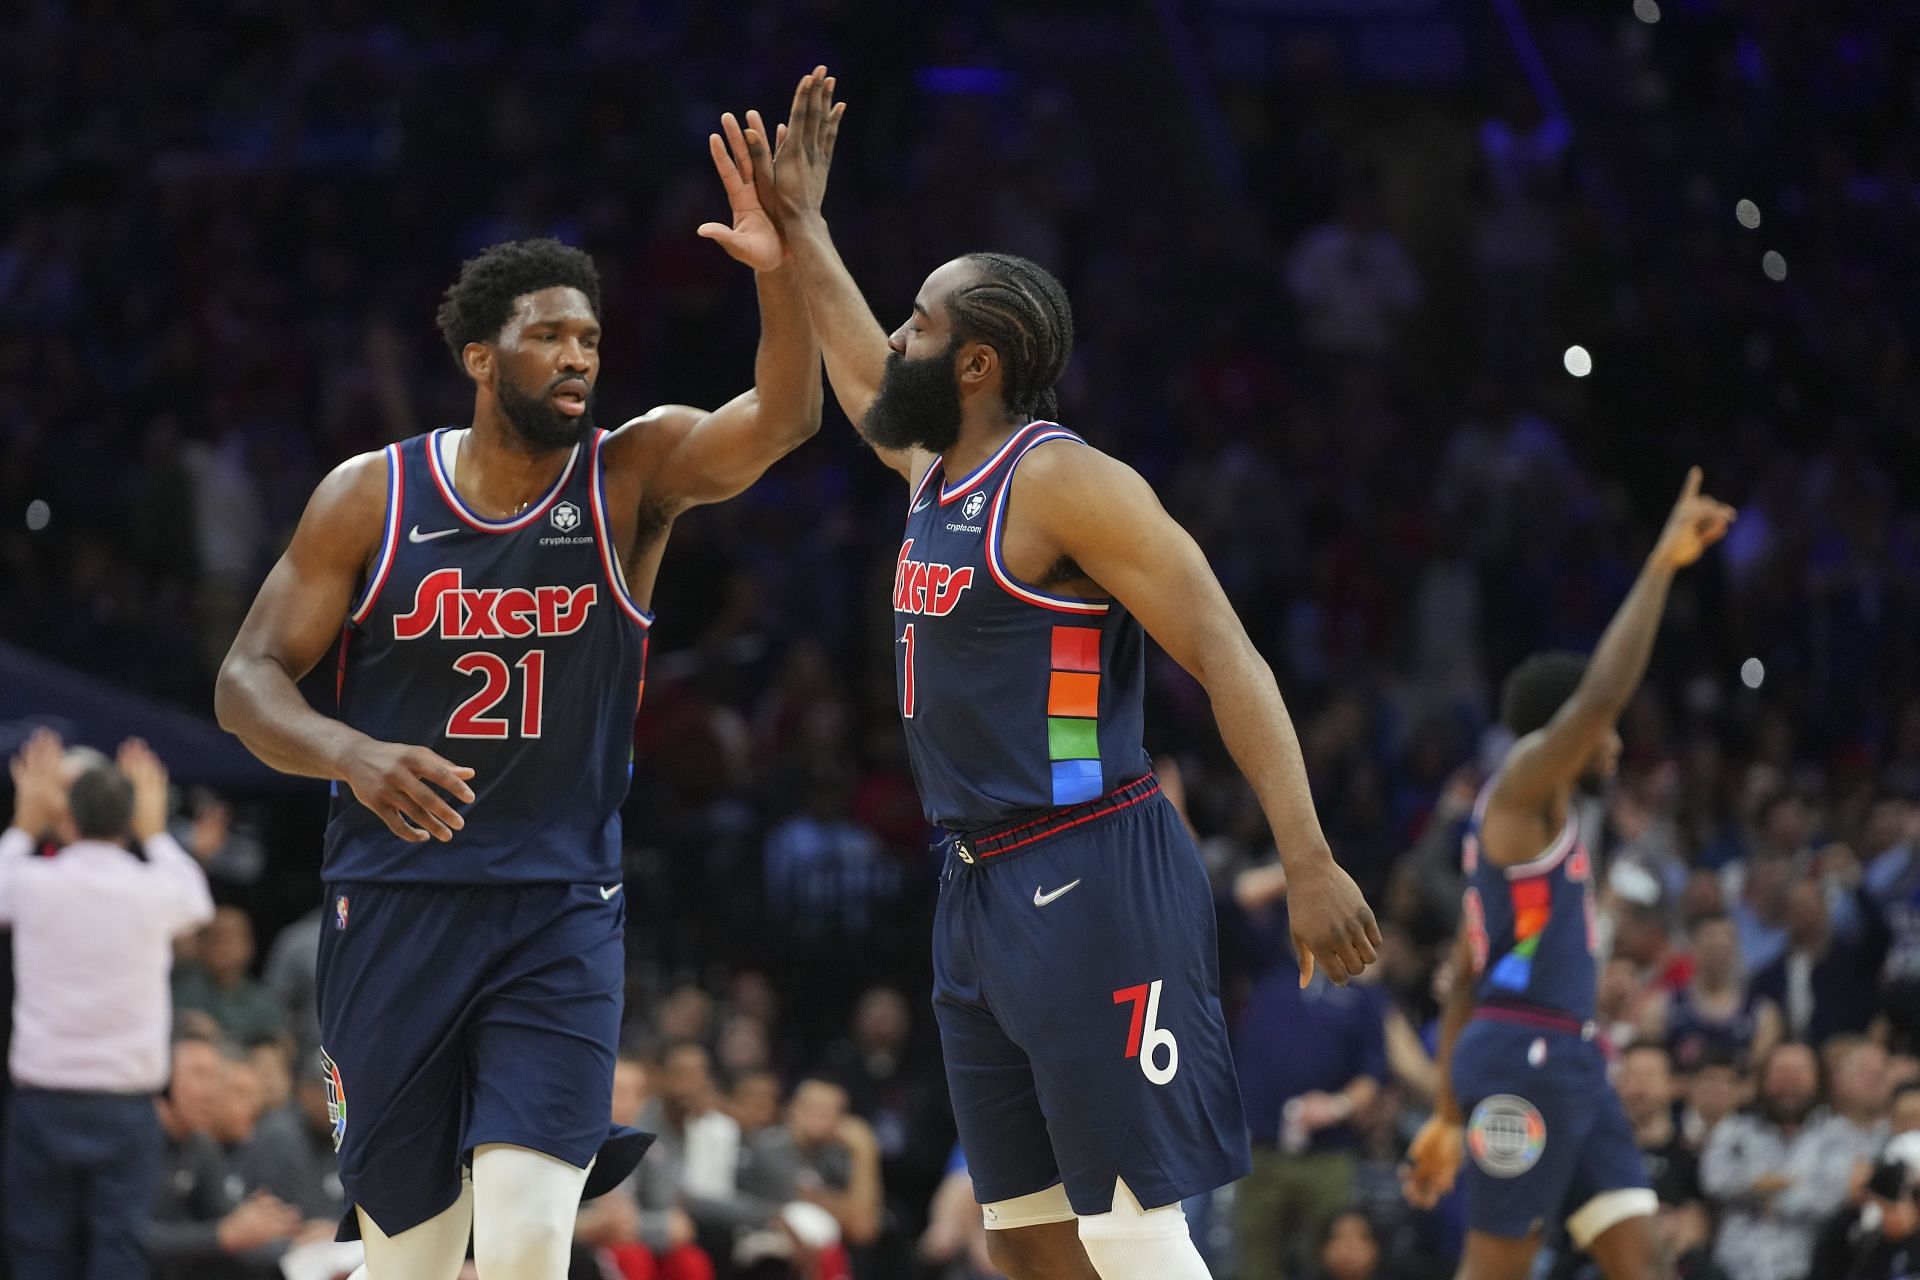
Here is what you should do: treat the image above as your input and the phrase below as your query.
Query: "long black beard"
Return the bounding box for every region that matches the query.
[498,375,595,450]
[863,344,962,453]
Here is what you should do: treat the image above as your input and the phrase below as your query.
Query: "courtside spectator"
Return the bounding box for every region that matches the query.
[0,731,215,1279]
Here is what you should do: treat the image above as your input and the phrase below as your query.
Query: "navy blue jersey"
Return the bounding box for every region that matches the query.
[1461,780,1598,1022]
[892,421,1151,829]
[323,428,650,884]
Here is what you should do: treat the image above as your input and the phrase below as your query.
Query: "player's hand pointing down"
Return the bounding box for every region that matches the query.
[340,740,475,843]
[1285,855,1381,987]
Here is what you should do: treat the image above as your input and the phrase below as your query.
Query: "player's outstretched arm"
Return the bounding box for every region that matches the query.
[749,68,926,482]
[1488,468,1735,834]
[1018,442,1380,984]
[214,454,474,844]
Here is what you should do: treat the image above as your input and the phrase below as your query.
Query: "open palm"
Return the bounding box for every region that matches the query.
[697,112,786,271]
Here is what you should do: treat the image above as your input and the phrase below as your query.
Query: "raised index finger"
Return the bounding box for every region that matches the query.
[1678,466,1702,503]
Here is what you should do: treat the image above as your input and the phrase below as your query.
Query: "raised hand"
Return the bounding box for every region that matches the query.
[747,65,846,227]
[116,738,172,842]
[8,727,66,837]
[1652,467,1736,570]
[696,111,787,271]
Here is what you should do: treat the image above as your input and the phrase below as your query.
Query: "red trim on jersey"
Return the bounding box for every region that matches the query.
[589,431,654,629]
[347,443,403,625]
[982,429,1109,615]
[426,427,580,532]
[938,420,1058,505]
[959,774,1160,859]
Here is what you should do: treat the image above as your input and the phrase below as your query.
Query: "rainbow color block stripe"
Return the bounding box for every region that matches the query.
[1047,625,1104,805]
[1488,876,1551,991]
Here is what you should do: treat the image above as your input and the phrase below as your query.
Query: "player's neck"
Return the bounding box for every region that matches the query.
[451,416,578,519]
[939,413,1033,482]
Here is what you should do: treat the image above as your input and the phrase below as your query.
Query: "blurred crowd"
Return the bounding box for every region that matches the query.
[5,0,1920,1277]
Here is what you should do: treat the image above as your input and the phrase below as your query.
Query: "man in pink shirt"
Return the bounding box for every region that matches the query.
[1,729,216,1280]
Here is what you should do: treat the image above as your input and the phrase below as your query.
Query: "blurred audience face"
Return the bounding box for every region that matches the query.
[201,907,256,985]
[1613,907,1668,968]
[728,970,779,1027]
[854,987,910,1057]
[612,1057,651,1128]
[166,1039,227,1135]
[662,1044,716,1116]
[1864,797,1916,858]
[249,1041,292,1113]
[730,1070,782,1135]
[1688,1062,1744,1131]
[1892,1088,1920,1135]
[213,1056,265,1145]
[296,1075,332,1137]
[717,1014,772,1078]
[658,987,714,1045]
[1760,1044,1822,1127]
[1832,1041,1892,1119]
[1690,916,1741,988]
[1320,1212,1381,1280]
[1681,869,1726,924]
[788,1079,849,1148]
[1746,851,1793,915]
[1785,881,1829,951]
[1618,1045,1675,1128]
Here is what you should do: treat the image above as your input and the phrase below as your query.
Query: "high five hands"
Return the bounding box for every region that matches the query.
[697,66,847,268]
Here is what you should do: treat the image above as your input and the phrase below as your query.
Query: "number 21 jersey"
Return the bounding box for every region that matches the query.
[323,428,650,885]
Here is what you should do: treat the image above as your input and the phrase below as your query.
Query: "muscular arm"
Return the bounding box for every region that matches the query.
[214,453,473,842]
[612,264,822,510]
[1021,443,1379,980]
[783,214,929,481]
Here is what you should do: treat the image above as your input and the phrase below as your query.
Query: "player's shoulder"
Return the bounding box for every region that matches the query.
[295,447,396,547]
[1012,429,1150,501]
[601,405,706,470]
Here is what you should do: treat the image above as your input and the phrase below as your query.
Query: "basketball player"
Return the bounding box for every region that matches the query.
[742,74,1381,1280]
[1401,469,1736,1280]
[213,83,828,1279]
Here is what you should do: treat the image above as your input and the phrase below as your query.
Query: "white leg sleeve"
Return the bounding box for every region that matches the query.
[471,1143,592,1280]
[1566,1187,1658,1249]
[351,1177,473,1280]
[1076,1179,1212,1280]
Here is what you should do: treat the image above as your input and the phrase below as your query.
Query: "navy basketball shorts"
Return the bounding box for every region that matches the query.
[315,880,645,1239]
[932,775,1252,1216]
[1451,1017,1650,1241]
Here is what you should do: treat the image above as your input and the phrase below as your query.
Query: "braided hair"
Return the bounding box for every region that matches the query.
[948,253,1074,421]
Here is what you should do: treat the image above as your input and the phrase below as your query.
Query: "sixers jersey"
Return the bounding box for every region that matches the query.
[893,421,1150,829]
[1461,780,1598,1022]
[323,427,650,884]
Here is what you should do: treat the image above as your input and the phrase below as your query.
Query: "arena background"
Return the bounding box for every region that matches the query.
[3,1,1919,1278]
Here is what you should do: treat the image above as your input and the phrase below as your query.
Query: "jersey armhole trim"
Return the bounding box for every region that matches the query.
[347,443,404,625]
[985,430,1111,615]
[589,431,655,630]
[1471,778,1580,879]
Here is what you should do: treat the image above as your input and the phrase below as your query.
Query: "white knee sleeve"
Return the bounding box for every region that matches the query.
[1076,1179,1211,1280]
[1566,1187,1658,1248]
[471,1143,593,1280]
[354,1179,473,1280]
[981,1182,1078,1230]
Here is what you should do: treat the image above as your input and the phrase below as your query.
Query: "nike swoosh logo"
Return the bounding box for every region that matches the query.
[409,525,458,543]
[600,884,623,900]
[1033,880,1081,907]
[911,497,933,513]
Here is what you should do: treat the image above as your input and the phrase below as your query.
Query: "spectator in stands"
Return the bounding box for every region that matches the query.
[0,730,215,1280]
[262,903,323,1065]
[647,1043,781,1253]
[1310,1210,1395,1280]
[147,1036,305,1280]
[918,1147,996,1280]
[1734,848,1797,976]
[172,906,286,1046]
[1620,1042,1703,1211]
[731,1069,785,1139]
[1703,1042,1861,1280]
[1750,881,1888,1050]
[577,1052,714,1280]
[239,1069,348,1225]
[1681,1048,1747,1150]
[1233,938,1388,1280]
[1653,913,1761,1072]
[1285,182,1422,364]
[1826,1038,1894,1160]
[741,1078,883,1254]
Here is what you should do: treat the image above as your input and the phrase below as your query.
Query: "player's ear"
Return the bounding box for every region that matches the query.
[462,342,493,385]
[958,341,995,390]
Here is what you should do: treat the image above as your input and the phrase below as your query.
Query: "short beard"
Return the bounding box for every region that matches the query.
[497,374,594,451]
[863,342,962,453]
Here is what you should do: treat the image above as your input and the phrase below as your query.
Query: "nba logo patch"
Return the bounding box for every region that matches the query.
[1468,1094,1546,1177]
[335,895,350,930]
[319,1048,348,1151]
